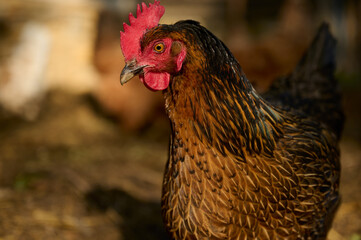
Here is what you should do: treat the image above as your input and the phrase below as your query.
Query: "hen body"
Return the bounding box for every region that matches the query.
[150,21,343,240]
[120,7,343,239]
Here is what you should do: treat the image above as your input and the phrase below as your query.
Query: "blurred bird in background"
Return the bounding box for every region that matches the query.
[119,1,343,239]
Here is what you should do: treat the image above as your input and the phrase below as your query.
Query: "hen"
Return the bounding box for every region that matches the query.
[119,1,343,239]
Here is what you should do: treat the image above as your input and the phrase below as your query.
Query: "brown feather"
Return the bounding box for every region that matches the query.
[132,21,343,240]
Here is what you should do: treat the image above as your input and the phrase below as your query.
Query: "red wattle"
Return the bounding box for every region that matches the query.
[141,72,170,91]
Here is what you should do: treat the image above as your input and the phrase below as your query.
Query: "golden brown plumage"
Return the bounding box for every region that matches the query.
[119,3,343,239]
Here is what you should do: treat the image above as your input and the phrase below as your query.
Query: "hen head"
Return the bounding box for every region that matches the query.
[120,1,187,91]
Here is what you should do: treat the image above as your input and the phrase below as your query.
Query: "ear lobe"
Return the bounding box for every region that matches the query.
[176,49,186,72]
[171,42,186,72]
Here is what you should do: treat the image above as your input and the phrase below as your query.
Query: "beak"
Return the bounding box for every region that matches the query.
[120,60,147,85]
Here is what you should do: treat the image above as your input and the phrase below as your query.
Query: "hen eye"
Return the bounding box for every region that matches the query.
[154,43,165,53]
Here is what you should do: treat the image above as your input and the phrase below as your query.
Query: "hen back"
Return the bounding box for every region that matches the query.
[152,21,343,239]
[262,23,344,140]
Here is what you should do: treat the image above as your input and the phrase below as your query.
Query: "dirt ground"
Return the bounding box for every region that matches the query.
[0,89,360,240]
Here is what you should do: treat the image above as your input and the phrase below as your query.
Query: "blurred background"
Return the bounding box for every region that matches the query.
[0,0,360,239]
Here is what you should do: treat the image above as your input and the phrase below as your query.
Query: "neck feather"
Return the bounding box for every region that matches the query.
[162,20,284,159]
[164,64,284,160]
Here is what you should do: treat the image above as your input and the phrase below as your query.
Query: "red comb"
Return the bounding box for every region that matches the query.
[120,1,165,61]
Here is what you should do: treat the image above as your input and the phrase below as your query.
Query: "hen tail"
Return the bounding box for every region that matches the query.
[263,23,344,140]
